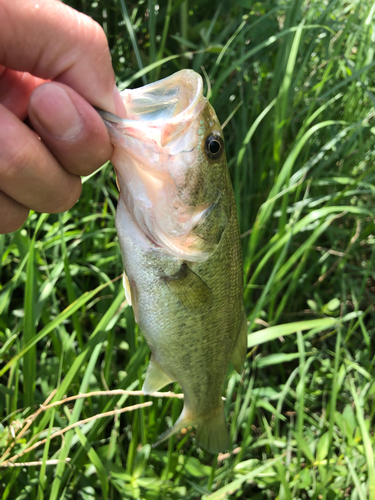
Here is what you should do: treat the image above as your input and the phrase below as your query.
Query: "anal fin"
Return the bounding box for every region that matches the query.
[231,311,247,374]
[142,357,175,394]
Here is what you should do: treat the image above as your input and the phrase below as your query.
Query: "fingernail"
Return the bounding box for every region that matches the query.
[113,85,127,118]
[30,83,83,139]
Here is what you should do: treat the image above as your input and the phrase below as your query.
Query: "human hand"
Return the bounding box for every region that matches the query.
[0,0,125,234]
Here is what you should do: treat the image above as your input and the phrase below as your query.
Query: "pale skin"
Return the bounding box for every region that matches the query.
[0,0,126,234]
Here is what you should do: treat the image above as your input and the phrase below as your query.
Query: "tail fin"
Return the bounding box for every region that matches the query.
[153,404,229,454]
[195,404,229,454]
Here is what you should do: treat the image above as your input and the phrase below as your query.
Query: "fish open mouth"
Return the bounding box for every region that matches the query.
[120,70,203,123]
[98,70,216,262]
[96,70,204,144]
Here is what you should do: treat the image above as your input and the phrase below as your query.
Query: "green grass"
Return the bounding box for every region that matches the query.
[1,0,375,498]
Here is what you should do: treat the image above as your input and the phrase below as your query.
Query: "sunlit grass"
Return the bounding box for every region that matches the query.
[1,0,375,498]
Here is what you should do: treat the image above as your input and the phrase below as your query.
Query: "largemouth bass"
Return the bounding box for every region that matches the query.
[98,70,247,453]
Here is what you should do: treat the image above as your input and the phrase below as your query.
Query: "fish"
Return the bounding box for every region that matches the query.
[97,69,247,453]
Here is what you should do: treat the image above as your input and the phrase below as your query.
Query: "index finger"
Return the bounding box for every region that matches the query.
[0,0,117,112]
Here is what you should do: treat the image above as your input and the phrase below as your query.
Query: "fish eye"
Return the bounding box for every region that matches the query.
[204,134,224,159]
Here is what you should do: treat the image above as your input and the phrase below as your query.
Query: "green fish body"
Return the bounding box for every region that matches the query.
[101,70,246,453]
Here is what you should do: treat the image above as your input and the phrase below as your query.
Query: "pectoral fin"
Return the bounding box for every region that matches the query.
[122,272,140,323]
[114,167,121,192]
[122,272,132,306]
[142,357,175,394]
[160,263,213,311]
[231,311,247,374]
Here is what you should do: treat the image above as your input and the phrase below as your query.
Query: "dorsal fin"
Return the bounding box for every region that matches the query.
[231,311,247,374]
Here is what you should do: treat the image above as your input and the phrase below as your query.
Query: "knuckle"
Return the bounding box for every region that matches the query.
[0,126,30,181]
[83,20,113,80]
[52,177,82,213]
[79,14,109,54]
[0,214,27,234]
[0,192,29,234]
[89,20,109,53]
[0,114,82,215]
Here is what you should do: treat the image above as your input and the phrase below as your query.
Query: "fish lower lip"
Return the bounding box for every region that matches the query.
[94,107,125,124]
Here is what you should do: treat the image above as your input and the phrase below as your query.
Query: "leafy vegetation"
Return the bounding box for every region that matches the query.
[1,0,375,498]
